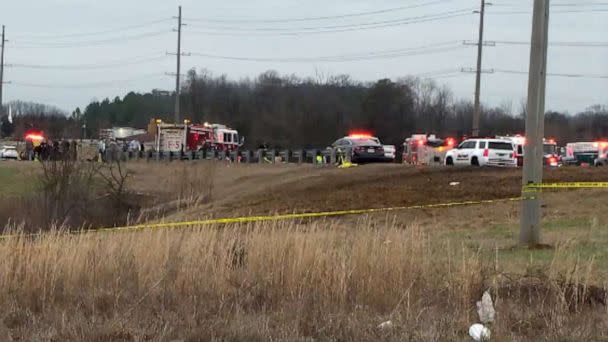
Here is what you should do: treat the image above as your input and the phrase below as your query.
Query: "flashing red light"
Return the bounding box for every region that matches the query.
[25,133,45,141]
[417,139,424,146]
[548,157,558,166]
[547,138,556,145]
[348,132,373,139]
[593,142,600,148]
[446,138,455,147]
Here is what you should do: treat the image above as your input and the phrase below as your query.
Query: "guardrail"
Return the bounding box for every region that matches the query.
[101,147,354,165]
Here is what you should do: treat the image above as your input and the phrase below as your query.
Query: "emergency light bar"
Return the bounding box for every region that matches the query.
[595,141,608,148]
[25,133,45,141]
[348,132,373,139]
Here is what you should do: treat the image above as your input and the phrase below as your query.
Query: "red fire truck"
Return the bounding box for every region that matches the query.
[496,135,559,167]
[155,121,243,153]
[402,134,456,165]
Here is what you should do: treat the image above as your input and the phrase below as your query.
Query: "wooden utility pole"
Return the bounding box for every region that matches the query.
[520,0,550,245]
[0,25,6,115]
[174,6,182,124]
[472,0,486,137]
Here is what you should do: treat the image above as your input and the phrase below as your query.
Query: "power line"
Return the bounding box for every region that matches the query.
[187,8,473,32]
[494,40,608,47]
[186,10,474,36]
[494,69,608,79]
[494,1,608,7]
[184,0,455,23]
[7,55,169,70]
[12,18,173,40]
[413,68,463,78]
[417,72,464,80]
[188,43,469,63]
[8,74,165,89]
[490,8,608,15]
[10,30,171,49]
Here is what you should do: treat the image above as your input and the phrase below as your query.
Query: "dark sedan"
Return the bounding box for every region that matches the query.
[332,135,386,163]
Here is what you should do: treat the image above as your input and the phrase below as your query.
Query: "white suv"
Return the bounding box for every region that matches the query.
[445,139,516,167]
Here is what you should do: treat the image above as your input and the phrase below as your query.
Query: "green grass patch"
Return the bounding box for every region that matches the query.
[437,216,608,280]
[0,165,38,197]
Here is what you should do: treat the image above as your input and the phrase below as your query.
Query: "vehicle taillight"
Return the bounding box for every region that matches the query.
[483,149,489,157]
[548,157,558,166]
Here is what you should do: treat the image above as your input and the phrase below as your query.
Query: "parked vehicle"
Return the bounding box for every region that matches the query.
[564,141,606,166]
[383,145,396,162]
[445,138,517,167]
[331,133,385,163]
[402,134,456,165]
[594,142,608,166]
[0,146,19,160]
[155,121,243,154]
[496,135,560,167]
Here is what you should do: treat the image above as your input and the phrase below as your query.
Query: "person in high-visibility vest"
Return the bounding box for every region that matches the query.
[316,154,323,165]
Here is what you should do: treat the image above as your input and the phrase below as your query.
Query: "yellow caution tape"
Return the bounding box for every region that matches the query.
[3,182,605,240]
[0,196,523,239]
[524,182,608,191]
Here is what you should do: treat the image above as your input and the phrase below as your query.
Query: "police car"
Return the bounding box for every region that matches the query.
[445,138,517,167]
[331,133,385,163]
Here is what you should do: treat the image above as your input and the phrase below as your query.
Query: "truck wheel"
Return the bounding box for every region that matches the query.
[446,157,454,166]
[471,157,480,167]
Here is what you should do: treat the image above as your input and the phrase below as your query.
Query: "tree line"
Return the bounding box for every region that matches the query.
[1,70,607,148]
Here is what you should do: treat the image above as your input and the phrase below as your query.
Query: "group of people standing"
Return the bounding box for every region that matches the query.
[97,139,145,162]
[25,139,79,161]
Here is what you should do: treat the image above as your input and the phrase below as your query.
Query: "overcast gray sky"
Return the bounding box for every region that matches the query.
[1,0,606,114]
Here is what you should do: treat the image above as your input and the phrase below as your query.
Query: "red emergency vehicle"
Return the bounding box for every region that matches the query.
[402,134,456,165]
[155,121,243,153]
[496,135,559,167]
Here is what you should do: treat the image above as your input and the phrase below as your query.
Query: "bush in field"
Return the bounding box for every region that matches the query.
[39,156,98,227]
[0,158,140,232]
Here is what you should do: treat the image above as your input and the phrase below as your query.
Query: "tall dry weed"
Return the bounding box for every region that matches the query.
[0,220,604,340]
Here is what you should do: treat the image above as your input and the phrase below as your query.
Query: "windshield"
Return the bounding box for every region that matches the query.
[351,138,381,146]
[543,144,557,155]
[488,142,514,150]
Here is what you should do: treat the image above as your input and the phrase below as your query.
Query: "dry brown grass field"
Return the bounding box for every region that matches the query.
[0,161,607,340]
